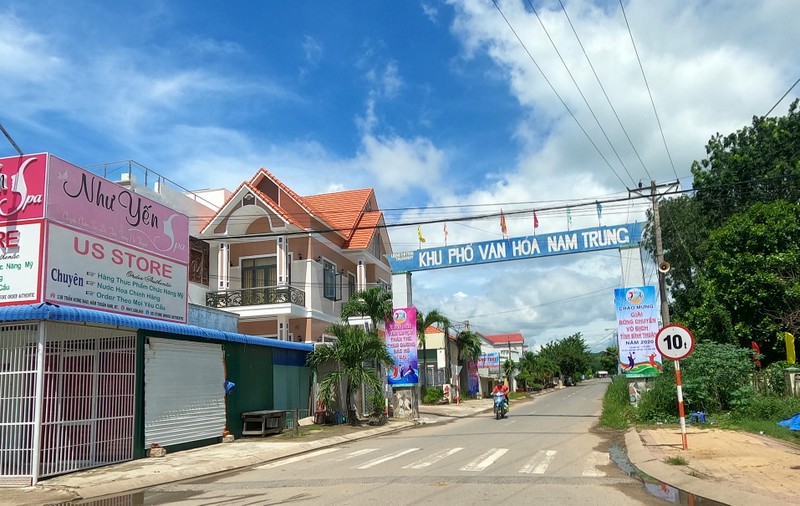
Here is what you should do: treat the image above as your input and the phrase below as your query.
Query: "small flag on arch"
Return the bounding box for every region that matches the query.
[417,225,426,243]
[533,211,539,230]
[444,222,449,245]
[596,201,603,226]
[500,209,508,238]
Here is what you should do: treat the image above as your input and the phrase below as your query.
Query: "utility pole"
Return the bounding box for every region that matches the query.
[629,180,679,327]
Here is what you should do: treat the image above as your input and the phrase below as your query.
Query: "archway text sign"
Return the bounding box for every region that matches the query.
[387,223,643,273]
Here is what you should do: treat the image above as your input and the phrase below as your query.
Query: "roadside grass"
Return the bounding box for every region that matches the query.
[599,378,800,446]
[664,455,688,466]
[599,376,634,429]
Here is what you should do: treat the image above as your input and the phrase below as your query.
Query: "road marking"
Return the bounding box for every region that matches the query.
[582,451,609,477]
[519,450,557,474]
[403,447,464,469]
[341,448,379,460]
[459,448,508,472]
[255,448,340,469]
[355,448,420,469]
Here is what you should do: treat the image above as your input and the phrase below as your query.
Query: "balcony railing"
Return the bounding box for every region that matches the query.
[206,285,306,308]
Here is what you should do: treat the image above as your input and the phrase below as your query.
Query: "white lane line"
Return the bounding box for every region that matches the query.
[255,448,340,469]
[459,448,508,472]
[355,448,420,469]
[341,448,379,460]
[582,451,609,477]
[403,447,464,469]
[519,450,557,474]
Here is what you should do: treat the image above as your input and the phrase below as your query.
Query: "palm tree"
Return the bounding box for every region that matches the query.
[502,359,516,389]
[341,286,393,332]
[306,323,393,424]
[416,309,451,388]
[456,330,482,396]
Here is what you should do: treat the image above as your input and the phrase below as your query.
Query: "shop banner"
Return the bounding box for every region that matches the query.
[386,307,419,386]
[44,223,187,322]
[46,155,189,265]
[615,286,662,377]
[0,222,43,304]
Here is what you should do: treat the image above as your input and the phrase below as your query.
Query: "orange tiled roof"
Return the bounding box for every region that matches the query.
[304,188,374,241]
[484,333,525,345]
[424,325,444,334]
[244,182,305,229]
[347,210,383,249]
[251,168,318,217]
[201,168,381,251]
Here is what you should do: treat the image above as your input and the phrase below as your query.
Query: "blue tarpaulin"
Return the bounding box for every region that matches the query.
[777,413,800,431]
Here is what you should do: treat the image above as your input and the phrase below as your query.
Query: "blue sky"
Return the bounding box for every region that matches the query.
[2,1,797,351]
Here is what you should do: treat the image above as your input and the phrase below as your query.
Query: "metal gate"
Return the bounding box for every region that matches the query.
[0,324,39,487]
[1,322,137,485]
[38,323,136,478]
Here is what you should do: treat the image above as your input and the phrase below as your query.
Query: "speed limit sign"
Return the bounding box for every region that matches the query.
[656,324,695,361]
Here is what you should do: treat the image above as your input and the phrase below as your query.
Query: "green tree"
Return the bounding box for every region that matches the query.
[341,287,393,331]
[456,330,482,396]
[684,201,800,362]
[691,99,800,229]
[306,323,393,424]
[599,346,619,374]
[539,333,590,381]
[415,309,451,387]
[502,359,516,388]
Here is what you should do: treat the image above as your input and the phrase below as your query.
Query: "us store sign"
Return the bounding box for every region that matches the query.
[0,153,189,322]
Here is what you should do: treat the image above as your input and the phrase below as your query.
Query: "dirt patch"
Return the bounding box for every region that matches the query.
[642,427,800,503]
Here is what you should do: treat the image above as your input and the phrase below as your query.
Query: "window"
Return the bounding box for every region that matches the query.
[242,257,276,304]
[323,260,336,300]
[189,238,209,285]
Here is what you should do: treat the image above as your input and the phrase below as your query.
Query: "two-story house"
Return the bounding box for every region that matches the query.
[196,168,393,342]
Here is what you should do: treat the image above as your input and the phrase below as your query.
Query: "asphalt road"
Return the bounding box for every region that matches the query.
[91,380,663,505]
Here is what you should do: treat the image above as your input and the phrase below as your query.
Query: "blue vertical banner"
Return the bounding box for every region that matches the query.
[615,286,662,377]
[386,307,419,386]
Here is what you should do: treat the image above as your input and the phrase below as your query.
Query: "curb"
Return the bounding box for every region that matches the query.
[625,429,796,506]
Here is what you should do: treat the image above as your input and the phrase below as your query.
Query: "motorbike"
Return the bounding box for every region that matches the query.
[493,391,508,419]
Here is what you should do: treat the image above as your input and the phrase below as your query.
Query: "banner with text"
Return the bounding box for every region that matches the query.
[44,223,188,322]
[615,286,661,377]
[386,307,419,386]
[0,222,43,305]
[387,223,643,273]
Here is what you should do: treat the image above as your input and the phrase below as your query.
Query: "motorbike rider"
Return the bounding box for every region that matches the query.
[491,382,509,411]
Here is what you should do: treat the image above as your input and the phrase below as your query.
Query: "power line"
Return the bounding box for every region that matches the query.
[524,0,637,188]
[619,0,679,182]
[490,0,630,189]
[764,77,800,117]
[557,0,653,181]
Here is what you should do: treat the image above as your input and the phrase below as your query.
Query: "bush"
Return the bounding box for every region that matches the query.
[680,341,755,413]
[423,387,443,404]
[369,389,386,414]
[762,361,791,396]
[730,393,800,422]
[529,383,543,391]
[635,367,679,424]
[600,376,634,429]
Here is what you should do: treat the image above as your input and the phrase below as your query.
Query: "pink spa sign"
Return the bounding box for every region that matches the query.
[0,154,47,221]
[46,155,189,264]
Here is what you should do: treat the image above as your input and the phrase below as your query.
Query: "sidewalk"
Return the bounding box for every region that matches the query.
[5,392,800,506]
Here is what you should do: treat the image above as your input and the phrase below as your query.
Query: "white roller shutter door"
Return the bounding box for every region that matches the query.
[144,338,225,447]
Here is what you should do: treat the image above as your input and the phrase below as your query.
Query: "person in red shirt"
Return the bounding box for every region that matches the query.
[491,382,509,409]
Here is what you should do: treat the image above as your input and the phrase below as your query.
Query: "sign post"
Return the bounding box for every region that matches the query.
[655,324,696,450]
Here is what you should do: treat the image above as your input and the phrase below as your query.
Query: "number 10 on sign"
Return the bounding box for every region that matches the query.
[655,324,696,450]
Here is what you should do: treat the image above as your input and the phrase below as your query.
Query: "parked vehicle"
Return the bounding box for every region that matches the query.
[493,392,508,419]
